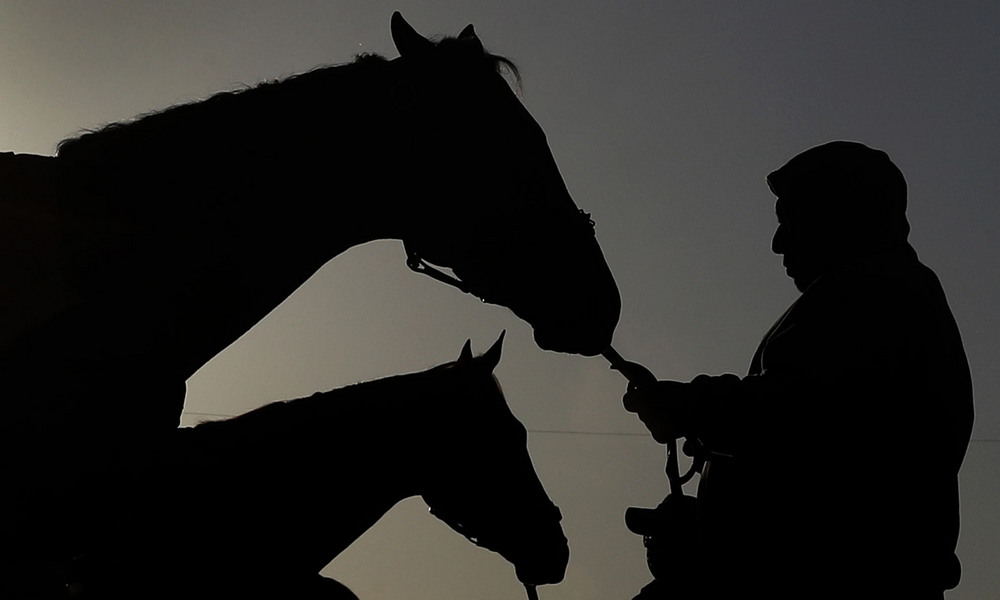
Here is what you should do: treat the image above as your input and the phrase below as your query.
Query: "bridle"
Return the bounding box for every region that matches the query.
[404,208,597,302]
[428,497,564,552]
[388,48,599,311]
[405,247,475,295]
[428,492,563,600]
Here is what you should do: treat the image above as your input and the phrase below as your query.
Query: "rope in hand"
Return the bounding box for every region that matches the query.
[525,345,692,600]
[603,346,686,495]
[524,583,539,600]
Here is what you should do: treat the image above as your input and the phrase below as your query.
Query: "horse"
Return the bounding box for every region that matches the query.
[66,335,568,599]
[0,12,614,594]
[0,11,619,373]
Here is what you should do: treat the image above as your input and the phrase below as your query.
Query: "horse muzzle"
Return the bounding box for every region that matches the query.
[429,501,569,586]
[514,542,569,586]
[522,246,621,357]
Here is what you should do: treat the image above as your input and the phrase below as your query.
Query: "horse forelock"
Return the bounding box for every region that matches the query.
[362,38,519,99]
[433,36,521,91]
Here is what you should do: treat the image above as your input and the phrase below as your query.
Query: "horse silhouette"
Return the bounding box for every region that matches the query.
[0,12,614,597]
[66,335,566,598]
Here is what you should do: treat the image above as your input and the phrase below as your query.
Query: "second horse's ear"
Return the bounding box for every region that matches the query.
[481,330,505,372]
[458,339,474,363]
[391,12,434,57]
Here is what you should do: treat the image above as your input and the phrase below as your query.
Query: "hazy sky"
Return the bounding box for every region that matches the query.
[1,2,997,598]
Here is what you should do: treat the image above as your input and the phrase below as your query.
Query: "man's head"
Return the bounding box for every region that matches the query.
[767,141,909,291]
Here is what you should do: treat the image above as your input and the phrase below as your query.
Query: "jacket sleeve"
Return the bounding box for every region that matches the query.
[682,269,909,457]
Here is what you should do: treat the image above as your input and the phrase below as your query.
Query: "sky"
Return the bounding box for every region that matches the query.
[1,2,997,598]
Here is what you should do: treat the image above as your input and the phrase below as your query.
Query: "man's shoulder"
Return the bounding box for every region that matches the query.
[779,248,933,333]
[808,245,936,299]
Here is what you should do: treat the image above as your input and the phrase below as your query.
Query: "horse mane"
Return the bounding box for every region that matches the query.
[55,35,519,161]
[191,354,501,444]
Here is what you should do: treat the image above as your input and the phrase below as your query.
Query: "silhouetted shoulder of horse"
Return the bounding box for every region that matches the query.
[71,334,567,598]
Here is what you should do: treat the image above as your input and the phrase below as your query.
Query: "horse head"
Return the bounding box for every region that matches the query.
[388,13,620,357]
[420,333,569,586]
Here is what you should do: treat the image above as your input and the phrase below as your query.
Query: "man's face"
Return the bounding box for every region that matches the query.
[771,198,832,292]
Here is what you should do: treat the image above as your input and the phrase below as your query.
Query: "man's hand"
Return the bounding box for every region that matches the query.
[623,380,692,443]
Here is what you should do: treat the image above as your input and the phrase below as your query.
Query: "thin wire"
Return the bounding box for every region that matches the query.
[529,429,650,437]
[180,413,999,443]
[182,412,652,437]
[183,412,233,419]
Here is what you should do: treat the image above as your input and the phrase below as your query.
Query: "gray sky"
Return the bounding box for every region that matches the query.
[1,2,997,598]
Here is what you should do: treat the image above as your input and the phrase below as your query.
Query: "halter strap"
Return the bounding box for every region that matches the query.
[405,247,476,296]
[403,208,596,300]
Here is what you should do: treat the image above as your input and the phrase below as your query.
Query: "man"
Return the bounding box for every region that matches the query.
[624,141,973,598]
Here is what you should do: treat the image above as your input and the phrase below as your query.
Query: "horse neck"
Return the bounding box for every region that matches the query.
[257,366,456,499]
[301,366,464,560]
[56,56,423,250]
[355,367,455,497]
[320,364,474,506]
[190,369,451,564]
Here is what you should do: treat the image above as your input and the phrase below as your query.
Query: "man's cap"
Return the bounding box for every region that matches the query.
[766,140,909,243]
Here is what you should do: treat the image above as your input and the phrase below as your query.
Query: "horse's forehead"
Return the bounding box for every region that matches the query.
[403,55,525,117]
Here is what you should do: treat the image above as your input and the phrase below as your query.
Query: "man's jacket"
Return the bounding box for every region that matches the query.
[686,243,973,597]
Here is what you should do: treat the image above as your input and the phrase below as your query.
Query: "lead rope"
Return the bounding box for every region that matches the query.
[602,347,700,494]
[404,210,597,600]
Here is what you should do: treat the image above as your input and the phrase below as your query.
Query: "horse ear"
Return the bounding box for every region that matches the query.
[458,24,484,52]
[458,339,474,363]
[481,330,505,371]
[391,12,434,57]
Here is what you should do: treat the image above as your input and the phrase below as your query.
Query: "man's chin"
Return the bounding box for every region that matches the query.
[790,273,819,292]
[784,265,816,292]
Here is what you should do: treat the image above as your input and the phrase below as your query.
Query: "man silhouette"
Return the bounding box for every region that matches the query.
[624,141,973,598]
